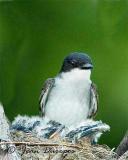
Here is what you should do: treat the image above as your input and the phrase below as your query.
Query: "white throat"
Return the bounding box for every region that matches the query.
[60,68,91,82]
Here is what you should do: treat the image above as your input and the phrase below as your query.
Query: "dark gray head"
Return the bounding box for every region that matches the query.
[60,52,93,72]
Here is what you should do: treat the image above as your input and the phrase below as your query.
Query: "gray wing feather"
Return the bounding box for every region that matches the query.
[39,78,55,116]
[88,83,98,118]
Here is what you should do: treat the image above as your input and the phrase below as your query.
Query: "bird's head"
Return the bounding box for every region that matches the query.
[60,52,93,73]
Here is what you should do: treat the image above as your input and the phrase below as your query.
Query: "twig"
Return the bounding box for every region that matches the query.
[0,141,82,150]
[0,103,21,160]
[118,151,128,160]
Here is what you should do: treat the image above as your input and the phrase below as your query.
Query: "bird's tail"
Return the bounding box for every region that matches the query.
[116,131,128,156]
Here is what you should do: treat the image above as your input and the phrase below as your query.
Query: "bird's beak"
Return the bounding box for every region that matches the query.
[81,63,93,70]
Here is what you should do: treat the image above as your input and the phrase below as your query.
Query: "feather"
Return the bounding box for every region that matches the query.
[39,78,55,116]
[88,83,98,118]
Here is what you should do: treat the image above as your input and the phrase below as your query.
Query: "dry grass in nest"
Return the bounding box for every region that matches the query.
[9,131,119,160]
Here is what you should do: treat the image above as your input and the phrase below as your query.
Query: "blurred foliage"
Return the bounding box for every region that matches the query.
[0,0,128,148]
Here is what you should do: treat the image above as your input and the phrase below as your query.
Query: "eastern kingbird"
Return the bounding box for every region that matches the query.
[39,52,98,127]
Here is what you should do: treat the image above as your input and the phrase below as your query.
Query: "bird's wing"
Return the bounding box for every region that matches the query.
[39,78,55,116]
[88,83,99,118]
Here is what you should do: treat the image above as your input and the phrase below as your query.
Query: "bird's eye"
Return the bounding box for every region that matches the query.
[71,61,76,65]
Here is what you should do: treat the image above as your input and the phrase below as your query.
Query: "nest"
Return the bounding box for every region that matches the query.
[0,104,128,160]
[9,130,117,160]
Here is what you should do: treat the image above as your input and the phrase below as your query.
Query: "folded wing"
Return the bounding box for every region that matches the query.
[39,78,55,116]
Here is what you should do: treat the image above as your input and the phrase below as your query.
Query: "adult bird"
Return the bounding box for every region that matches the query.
[39,52,98,127]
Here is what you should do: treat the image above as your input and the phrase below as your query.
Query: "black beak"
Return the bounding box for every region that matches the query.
[81,63,93,70]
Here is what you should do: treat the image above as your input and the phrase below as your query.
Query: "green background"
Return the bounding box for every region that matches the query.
[0,0,128,148]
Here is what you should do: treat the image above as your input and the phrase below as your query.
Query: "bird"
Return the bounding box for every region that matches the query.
[10,53,109,143]
[39,52,98,127]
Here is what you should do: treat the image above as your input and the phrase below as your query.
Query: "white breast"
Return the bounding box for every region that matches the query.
[45,69,91,127]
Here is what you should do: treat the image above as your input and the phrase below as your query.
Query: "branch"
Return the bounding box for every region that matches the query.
[0,141,82,149]
[0,103,21,160]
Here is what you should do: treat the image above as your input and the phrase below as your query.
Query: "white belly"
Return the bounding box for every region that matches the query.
[45,69,91,126]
